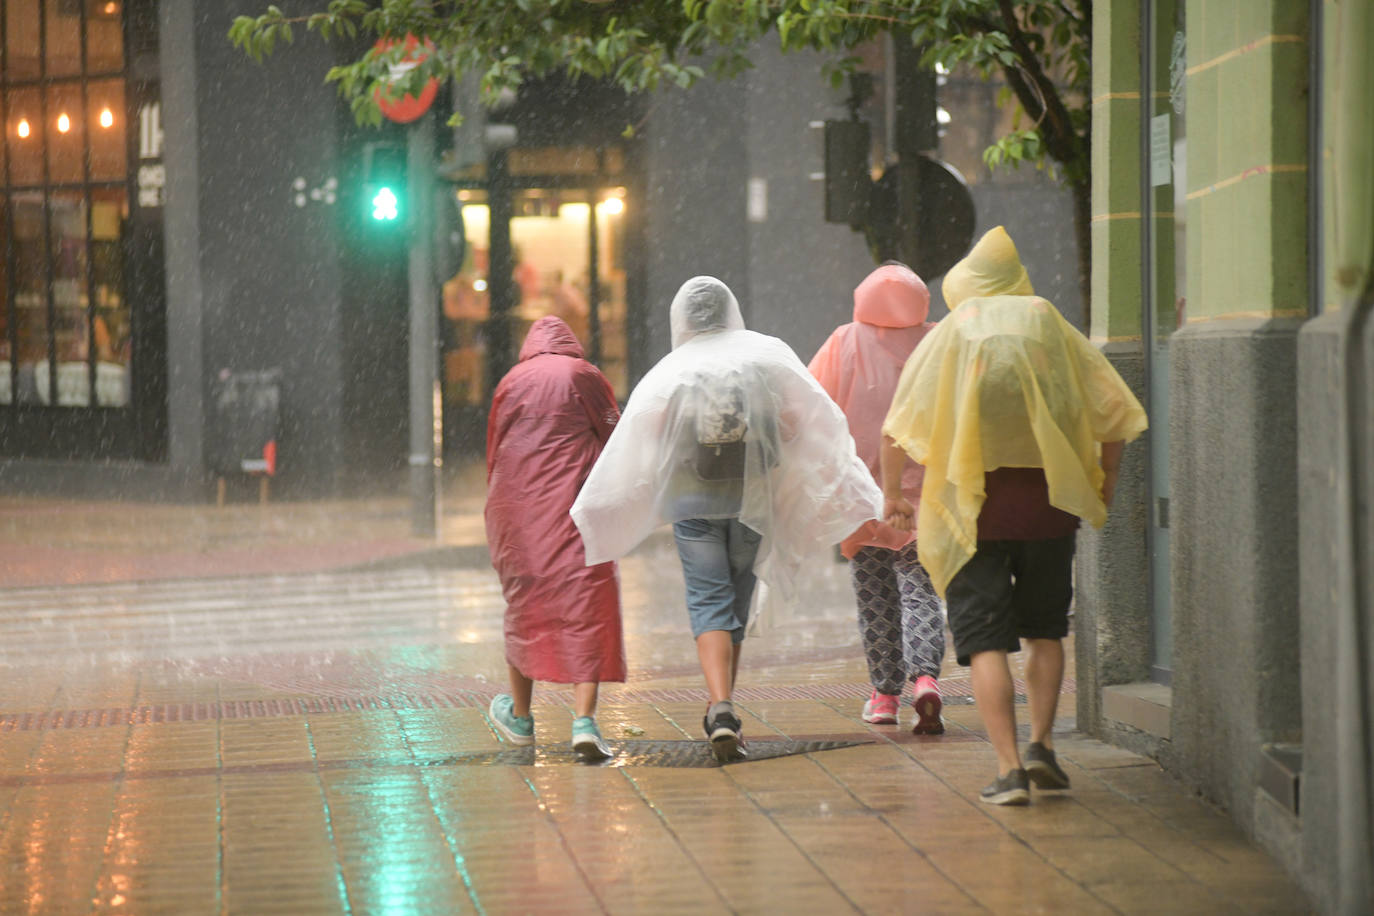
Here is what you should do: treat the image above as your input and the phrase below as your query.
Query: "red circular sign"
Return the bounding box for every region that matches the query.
[373,35,439,123]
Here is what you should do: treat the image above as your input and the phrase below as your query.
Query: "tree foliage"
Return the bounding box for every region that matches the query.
[232,1,1095,311]
[229,1,1090,184]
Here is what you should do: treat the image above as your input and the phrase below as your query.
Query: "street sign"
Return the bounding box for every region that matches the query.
[374,35,439,124]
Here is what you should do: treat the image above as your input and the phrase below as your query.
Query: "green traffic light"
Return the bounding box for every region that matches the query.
[371,186,400,221]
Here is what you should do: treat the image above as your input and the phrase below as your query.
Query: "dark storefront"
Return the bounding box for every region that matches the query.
[1,0,165,462]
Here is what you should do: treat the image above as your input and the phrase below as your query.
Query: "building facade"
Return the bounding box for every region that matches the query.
[1079,1,1372,911]
[0,0,1081,499]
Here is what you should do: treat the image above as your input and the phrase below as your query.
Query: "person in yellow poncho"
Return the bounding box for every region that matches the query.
[880,226,1148,806]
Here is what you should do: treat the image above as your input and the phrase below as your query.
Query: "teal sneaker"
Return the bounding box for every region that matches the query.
[488,694,534,746]
[571,716,612,761]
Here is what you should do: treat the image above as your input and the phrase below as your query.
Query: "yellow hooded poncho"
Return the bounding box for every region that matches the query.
[883,227,1148,596]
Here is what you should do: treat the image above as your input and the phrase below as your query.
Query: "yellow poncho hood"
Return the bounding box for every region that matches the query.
[883,235,1147,596]
[942,225,1034,309]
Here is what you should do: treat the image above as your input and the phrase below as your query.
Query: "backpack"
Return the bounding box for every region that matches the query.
[688,372,776,481]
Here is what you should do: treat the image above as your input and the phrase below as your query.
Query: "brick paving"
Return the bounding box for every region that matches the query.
[0,475,1313,913]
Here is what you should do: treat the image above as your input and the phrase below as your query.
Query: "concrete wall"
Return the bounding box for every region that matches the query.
[1073,345,1151,739]
[740,44,880,361]
[188,2,353,498]
[1168,317,1303,821]
[1295,311,1343,914]
[643,44,876,367]
[642,78,751,364]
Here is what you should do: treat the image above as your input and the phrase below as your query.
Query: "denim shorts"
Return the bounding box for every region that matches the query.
[672,517,762,643]
[944,535,1076,666]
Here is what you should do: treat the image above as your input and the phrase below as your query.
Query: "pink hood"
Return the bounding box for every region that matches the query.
[853,264,930,327]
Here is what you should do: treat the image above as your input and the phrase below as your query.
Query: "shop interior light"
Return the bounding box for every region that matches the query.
[57,113,71,133]
[600,196,624,215]
[16,118,30,139]
[99,108,114,129]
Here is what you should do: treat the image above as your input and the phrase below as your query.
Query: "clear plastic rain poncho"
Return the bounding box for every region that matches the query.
[572,276,883,613]
[883,227,1148,596]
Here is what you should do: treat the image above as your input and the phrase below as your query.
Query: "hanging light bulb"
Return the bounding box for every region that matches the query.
[16,118,30,139]
[99,108,114,129]
[56,113,71,133]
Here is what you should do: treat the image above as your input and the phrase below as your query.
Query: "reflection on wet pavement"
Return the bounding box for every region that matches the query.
[0,533,866,701]
[0,537,1312,914]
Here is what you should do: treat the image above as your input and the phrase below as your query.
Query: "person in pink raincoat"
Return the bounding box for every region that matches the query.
[484,315,624,760]
[808,263,947,734]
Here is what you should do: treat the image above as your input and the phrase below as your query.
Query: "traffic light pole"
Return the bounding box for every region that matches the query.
[407,113,442,538]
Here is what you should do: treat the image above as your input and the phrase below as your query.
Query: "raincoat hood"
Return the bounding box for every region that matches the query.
[942,226,1034,310]
[883,295,1147,595]
[670,276,745,348]
[853,264,930,327]
[519,315,584,362]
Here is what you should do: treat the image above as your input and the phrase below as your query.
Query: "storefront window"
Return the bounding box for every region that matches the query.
[2,0,132,409]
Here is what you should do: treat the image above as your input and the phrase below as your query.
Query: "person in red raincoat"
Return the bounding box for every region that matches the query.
[484,316,624,760]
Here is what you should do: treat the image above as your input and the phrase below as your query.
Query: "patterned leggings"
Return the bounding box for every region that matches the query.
[851,543,946,695]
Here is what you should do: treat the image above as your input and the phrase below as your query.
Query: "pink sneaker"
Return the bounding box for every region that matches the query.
[861,690,900,724]
[912,675,944,734]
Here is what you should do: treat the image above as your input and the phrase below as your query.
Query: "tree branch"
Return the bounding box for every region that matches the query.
[993,0,1082,171]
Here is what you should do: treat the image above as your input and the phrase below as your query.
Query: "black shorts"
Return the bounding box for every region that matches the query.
[944,535,1076,666]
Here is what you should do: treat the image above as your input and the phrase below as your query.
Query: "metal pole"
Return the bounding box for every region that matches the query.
[892,35,937,272]
[588,182,602,364]
[408,114,441,539]
[485,149,516,399]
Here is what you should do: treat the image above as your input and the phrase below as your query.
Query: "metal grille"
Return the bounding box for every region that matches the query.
[436,738,873,768]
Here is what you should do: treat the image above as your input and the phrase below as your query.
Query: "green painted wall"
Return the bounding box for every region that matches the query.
[1090,0,1145,342]
[1185,0,1309,321]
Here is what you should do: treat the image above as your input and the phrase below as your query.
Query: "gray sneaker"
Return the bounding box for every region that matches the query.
[1025,742,1071,789]
[703,701,746,762]
[979,768,1030,805]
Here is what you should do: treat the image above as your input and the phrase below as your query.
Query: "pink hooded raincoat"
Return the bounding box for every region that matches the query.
[808,264,935,558]
[485,316,625,683]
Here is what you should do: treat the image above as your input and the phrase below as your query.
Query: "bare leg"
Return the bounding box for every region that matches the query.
[508,664,534,718]
[697,630,735,704]
[1024,638,1064,748]
[573,682,599,719]
[731,640,742,692]
[970,649,1022,776]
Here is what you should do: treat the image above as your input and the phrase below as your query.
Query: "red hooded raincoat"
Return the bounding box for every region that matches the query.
[485,316,625,683]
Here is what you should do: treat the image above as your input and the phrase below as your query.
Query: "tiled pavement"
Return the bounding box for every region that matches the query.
[0,478,1313,914]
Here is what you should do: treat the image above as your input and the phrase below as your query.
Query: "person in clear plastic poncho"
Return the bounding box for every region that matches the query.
[881,227,1147,805]
[573,276,882,760]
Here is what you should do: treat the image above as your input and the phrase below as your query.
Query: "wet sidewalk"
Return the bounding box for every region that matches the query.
[0,553,1313,913]
[0,463,492,589]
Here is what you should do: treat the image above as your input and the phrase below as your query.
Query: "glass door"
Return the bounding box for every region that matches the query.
[1143,0,1186,682]
[440,184,631,439]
